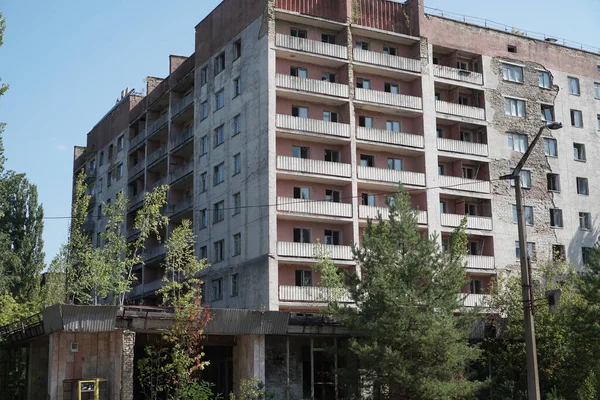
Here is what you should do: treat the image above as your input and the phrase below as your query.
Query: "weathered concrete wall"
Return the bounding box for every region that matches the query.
[233,334,265,393]
[265,335,305,399]
[27,337,49,400]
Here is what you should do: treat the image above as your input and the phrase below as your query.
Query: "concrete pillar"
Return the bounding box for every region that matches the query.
[233,334,266,391]
[120,330,136,400]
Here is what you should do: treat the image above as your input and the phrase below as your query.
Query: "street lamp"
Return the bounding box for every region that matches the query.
[500,121,563,400]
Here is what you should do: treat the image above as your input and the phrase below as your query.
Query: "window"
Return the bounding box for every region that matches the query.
[543,138,558,157]
[108,144,114,160]
[358,116,373,128]
[387,158,402,171]
[321,71,337,83]
[515,241,536,260]
[386,120,401,132]
[502,63,523,82]
[293,187,310,200]
[512,205,534,225]
[538,71,552,88]
[215,90,225,110]
[462,166,475,179]
[434,92,441,101]
[200,246,208,260]
[460,131,474,143]
[458,96,470,106]
[547,173,561,192]
[214,241,224,263]
[357,78,371,89]
[295,270,312,287]
[568,77,580,95]
[233,233,241,256]
[200,136,208,155]
[384,82,399,94]
[323,111,339,123]
[456,61,469,71]
[355,41,369,50]
[201,101,209,120]
[212,278,223,300]
[233,39,242,60]
[293,228,311,243]
[324,149,340,163]
[292,145,310,159]
[467,241,479,255]
[117,135,124,151]
[383,45,397,56]
[213,163,224,186]
[583,247,593,265]
[439,201,447,214]
[321,33,336,44]
[215,52,225,75]
[595,82,600,99]
[291,105,308,118]
[106,170,112,187]
[510,169,531,188]
[464,203,480,215]
[233,77,242,97]
[432,56,440,65]
[291,28,307,38]
[324,230,342,245]
[436,128,443,138]
[99,151,104,166]
[231,274,239,296]
[541,104,554,122]
[507,133,528,152]
[233,154,241,175]
[574,143,586,161]
[214,201,225,222]
[325,189,341,203]
[505,98,525,117]
[507,45,517,53]
[291,66,308,78]
[200,66,208,86]
[470,280,483,295]
[361,193,376,206]
[214,125,225,147]
[360,154,374,167]
[579,212,592,230]
[233,193,241,215]
[116,164,123,180]
[577,177,589,195]
[550,208,563,228]
[438,164,446,175]
[571,109,583,127]
[598,114,600,131]
[552,245,566,261]
[199,209,208,229]
[233,114,241,135]
[97,205,102,221]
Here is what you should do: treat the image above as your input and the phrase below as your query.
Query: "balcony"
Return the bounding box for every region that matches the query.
[147,147,167,167]
[353,48,420,73]
[440,213,493,231]
[279,285,352,303]
[438,175,490,194]
[169,161,194,183]
[277,156,352,178]
[127,228,141,240]
[170,126,193,151]
[466,255,495,271]
[169,197,193,216]
[130,279,163,298]
[85,169,97,182]
[356,127,423,149]
[129,192,145,210]
[144,244,166,261]
[82,220,95,233]
[172,93,193,117]
[462,293,491,308]
[276,33,347,60]
[129,162,145,179]
[148,114,168,135]
[277,114,350,138]
[129,130,146,149]
[276,74,348,98]
[435,100,485,120]
[150,176,167,189]
[277,197,352,218]
[433,65,483,85]
[437,138,488,157]
[355,88,422,110]
[359,205,427,225]
[277,241,353,260]
[357,166,425,187]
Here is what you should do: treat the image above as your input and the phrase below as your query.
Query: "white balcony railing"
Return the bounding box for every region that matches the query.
[279,285,352,303]
[277,197,352,218]
[357,166,425,187]
[277,156,352,178]
[172,92,193,116]
[466,255,495,271]
[359,205,427,225]
[276,114,350,138]
[276,33,347,59]
[277,241,353,260]
[276,74,348,98]
[462,293,491,308]
[355,88,422,110]
[147,146,167,166]
[435,100,485,120]
[356,127,424,149]
[129,130,146,148]
[438,175,490,194]
[437,138,488,157]
[433,65,484,85]
[353,48,421,72]
[148,113,168,134]
[169,161,194,183]
[440,213,493,231]
[170,126,194,150]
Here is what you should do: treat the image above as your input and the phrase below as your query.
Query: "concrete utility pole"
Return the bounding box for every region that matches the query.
[500,121,562,400]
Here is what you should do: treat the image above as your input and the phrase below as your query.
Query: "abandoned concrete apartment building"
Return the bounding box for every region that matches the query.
[2,0,600,398]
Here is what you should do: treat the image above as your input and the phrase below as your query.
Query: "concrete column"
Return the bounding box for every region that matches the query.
[233,334,266,391]
[120,330,136,400]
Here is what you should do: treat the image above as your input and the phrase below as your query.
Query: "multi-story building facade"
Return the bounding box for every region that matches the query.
[71,0,600,395]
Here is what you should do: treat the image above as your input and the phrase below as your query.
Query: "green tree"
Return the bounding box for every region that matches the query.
[316,187,481,399]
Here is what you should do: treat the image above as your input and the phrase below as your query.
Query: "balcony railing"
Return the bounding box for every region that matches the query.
[437,138,488,157]
[129,193,145,209]
[276,33,347,59]
[170,126,194,150]
[126,228,141,240]
[433,65,483,85]
[276,74,348,98]
[277,114,350,138]
[359,205,427,225]
[168,197,193,216]
[144,244,166,261]
[172,93,193,117]
[128,161,145,178]
[353,48,420,72]
[440,213,493,231]
[466,255,495,271]
[169,161,194,183]
[277,241,353,260]
[355,88,422,110]
[279,285,352,303]
[357,166,425,186]
[438,175,490,194]
[277,156,352,178]
[149,176,167,190]
[147,146,167,166]
[435,100,485,120]
[85,169,97,181]
[356,127,424,149]
[149,113,168,134]
[131,279,164,298]
[277,197,352,218]
[462,293,491,308]
[129,130,146,149]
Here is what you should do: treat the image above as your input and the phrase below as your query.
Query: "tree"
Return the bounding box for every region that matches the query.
[316,187,481,399]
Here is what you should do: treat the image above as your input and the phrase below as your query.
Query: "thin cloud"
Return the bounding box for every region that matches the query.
[56,144,66,151]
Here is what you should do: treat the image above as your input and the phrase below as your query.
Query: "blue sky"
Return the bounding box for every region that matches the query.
[1,0,598,265]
